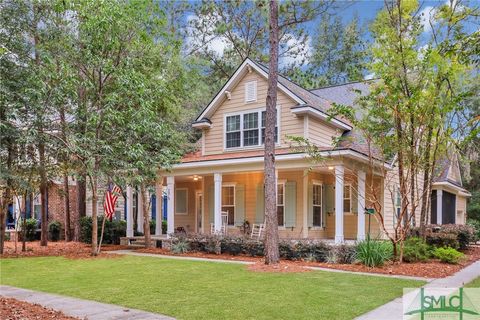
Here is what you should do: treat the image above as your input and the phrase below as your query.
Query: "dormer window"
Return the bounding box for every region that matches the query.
[245,81,257,103]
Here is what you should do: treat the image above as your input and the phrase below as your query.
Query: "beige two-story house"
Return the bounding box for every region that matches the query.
[140,58,469,243]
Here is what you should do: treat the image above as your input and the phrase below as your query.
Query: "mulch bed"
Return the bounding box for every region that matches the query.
[135,245,480,278]
[0,297,79,320]
[1,241,129,259]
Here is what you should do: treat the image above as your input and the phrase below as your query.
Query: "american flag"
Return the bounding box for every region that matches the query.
[104,184,121,219]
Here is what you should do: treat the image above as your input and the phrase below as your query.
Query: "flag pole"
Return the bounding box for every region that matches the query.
[97,214,106,254]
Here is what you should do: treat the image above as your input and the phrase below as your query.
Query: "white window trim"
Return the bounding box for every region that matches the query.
[244,80,257,103]
[312,182,323,228]
[343,184,352,214]
[175,188,188,215]
[277,181,286,227]
[222,184,236,226]
[393,185,401,226]
[223,106,281,151]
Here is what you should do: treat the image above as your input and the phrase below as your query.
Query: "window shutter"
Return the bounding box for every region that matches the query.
[209,185,214,224]
[245,81,257,102]
[322,185,327,227]
[325,185,335,215]
[255,184,265,223]
[285,181,297,227]
[307,183,313,227]
[235,184,245,226]
[352,185,358,214]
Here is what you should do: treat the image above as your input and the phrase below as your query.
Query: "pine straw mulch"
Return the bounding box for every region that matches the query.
[134,245,480,278]
[0,297,80,320]
[1,241,130,259]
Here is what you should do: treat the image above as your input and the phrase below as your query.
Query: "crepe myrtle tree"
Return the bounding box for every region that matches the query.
[291,0,475,262]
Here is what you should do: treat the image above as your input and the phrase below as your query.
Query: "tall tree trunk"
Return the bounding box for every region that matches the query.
[264,0,280,265]
[91,170,98,255]
[419,125,433,236]
[75,174,86,241]
[141,184,151,248]
[63,173,71,241]
[39,141,48,247]
[21,194,27,252]
[0,111,14,254]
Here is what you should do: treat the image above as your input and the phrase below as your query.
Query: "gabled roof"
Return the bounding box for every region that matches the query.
[195,58,351,131]
[434,154,463,187]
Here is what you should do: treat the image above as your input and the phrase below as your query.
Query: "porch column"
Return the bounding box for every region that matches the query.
[302,169,309,238]
[214,173,222,232]
[137,189,144,233]
[357,170,366,241]
[437,189,443,225]
[335,165,344,244]
[167,176,175,235]
[126,186,134,237]
[155,177,163,235]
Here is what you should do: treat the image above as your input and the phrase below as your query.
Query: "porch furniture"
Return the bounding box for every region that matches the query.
[210,212,229,235]
[250,223,264,240]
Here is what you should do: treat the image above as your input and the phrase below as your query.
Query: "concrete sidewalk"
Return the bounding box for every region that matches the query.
[355,260,480,320]
[0,285,175,320]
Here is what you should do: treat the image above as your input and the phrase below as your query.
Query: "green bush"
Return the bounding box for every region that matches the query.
[433,247,464,264]
[356,240,393,267]
[48,221,62,241]
[411,224,475,250]
[79,216,126,245]
[403,237,431,263]
[326,244,357,264]
[171,239,190,254]
[467,219,480,242]
[221,236,244,256]
[22,218,38,241]
[242,239,264,256]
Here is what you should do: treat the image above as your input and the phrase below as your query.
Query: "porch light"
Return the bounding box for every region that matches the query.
[328,166,334,170]
[193,176,199,181]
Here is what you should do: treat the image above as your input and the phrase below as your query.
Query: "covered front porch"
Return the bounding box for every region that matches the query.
[154,155,384,243]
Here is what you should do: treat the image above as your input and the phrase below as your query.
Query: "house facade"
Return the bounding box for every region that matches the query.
[119,58,469,243]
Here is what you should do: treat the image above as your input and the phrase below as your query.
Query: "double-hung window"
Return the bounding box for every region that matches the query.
[343,185,351,213]
[261,111,278,144]
[222,186,235,226]
[243,112,259,146]
[225,109,278,149]
[277,183,285,226]
[226,115,241,148]
[313,184,322,226]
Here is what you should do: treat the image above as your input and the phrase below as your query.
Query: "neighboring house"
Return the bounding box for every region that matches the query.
[431,154,470,225]
[121,58,469,243]
[6,179,78,236]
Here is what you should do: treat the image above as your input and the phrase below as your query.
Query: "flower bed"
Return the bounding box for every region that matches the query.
[0,297,79,320]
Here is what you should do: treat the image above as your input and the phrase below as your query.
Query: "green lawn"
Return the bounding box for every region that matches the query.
[465,277,480,288]
[1,256,424,320]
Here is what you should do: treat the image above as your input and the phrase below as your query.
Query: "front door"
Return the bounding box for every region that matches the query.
[195,192,203,233]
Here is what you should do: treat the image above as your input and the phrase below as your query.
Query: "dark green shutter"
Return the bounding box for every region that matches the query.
[255,184,265,223]
[285,181,297,227]
[325,185,335,214]
[307,183,313,227]
[352,185,358,214]
[235,184,245,226]
[208,185,214,224]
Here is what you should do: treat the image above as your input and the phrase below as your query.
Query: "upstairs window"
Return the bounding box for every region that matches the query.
[226,115,241,148]
[225,109,279,149]
[245,81,257,102]
[243,112,259,146]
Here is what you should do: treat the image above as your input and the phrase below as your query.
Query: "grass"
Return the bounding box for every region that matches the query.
[465,277,480,288]
[1,255,425,320]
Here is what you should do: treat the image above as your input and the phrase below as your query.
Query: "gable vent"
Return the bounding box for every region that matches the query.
[245,81,257,103]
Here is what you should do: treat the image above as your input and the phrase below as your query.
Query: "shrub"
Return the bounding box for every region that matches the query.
[433,247,464,264]
[292,240,331,262]
[22,218,38,241]
[440,224,476,250]
[171,239,190,254]
[412,224,476,250]
[242,239,264,256]
[204,235,222,255]
[327,244,356,264]
[279,240,300,260]
[221,236,244,256]
[356,240,393,267]
[79,216,126,245]
[467,219,480,241]
[48,221,62,241]
[402,237,431,263]
[426,232,459,249]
